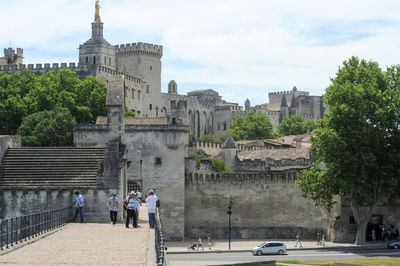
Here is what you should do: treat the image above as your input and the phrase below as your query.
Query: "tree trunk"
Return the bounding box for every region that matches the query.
[350,199,368,245]
[355,220,368,245]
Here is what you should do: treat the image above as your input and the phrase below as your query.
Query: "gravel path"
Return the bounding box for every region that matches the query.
[0,208,150,265]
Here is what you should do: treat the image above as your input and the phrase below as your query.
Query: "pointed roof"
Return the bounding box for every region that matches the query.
[280,94,288,108]
[222,135,237,149]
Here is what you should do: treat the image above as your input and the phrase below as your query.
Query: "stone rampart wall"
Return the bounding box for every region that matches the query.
[185,171,332,240]
[0,188,114,223]
[0,135,21,165]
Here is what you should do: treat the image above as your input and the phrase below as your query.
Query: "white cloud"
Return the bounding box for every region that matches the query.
[1,0,400,105]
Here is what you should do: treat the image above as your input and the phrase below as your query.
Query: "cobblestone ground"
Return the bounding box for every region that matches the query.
[0,207,150,266]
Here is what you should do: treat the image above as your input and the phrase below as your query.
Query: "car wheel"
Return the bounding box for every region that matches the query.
[278,249,284,255]
[394,245,399,249]
[256,250,262,256]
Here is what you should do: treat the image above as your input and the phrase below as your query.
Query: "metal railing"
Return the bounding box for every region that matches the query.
[155,208,166,266]
[0,207,71,251]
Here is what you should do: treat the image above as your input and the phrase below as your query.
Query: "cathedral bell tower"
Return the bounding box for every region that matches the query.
[79,0,116,69]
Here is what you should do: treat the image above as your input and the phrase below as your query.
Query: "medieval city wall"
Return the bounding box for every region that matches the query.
[0,188,114,223]
[184,172,333,240]
[0,136,21,165]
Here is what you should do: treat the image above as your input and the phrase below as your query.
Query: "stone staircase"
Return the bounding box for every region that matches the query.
[0,147,105,189]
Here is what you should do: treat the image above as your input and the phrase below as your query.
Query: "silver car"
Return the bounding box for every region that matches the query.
[252,241,287,255]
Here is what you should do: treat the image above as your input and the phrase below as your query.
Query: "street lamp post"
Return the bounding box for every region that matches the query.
[227,199,233,250]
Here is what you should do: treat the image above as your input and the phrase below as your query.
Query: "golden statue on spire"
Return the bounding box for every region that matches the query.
[95,0,101,21]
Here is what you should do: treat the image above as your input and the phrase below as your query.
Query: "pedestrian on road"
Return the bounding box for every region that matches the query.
[72,191,84,223]
[372,228,376,241]
[134,193,141,226]
[146,190,158,228]
[208,236,212,250]
[197,238,204,251]
[321,233,326,246]
[316,232,321,245]
[109,192,120,225]
[124,192,138,228]
[294,232,302,247]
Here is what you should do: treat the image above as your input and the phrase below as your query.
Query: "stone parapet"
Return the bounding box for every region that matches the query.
[115,42,163,58]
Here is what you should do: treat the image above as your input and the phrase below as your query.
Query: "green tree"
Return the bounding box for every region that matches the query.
[0,69,107,145]
[297,57,400,245]
[227,111,275,140]
[17,107,76,146]
[211,158,231,174]
[277,115,306,136]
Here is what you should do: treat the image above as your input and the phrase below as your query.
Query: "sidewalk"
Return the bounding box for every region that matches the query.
[0,207,151,265]
[166,239,386,254]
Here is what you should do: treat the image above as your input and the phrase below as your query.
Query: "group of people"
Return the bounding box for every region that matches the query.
[71,189,159,228]
[188,237,212,251]
[294,231,326,247]
[371,226,400,241]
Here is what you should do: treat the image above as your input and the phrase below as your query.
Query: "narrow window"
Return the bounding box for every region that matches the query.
[150,104,152,110]
[132,89,135,99]
[85,56,89,63]
[109,57,111,66]
[224,123,227,130]
[93,56,96,64]
[150,66,152,71]
[155,157,162,165]
[218,125,220,131]
[138,90,141,100]
[104,56,106,64]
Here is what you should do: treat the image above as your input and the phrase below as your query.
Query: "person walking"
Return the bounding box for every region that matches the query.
[321,233,326,246]
[146,190,158,228]
[108,192,119,225]
[72,191,84,223]
[197,237,204,251]
[208,236,212,250]
[294,232,302,247]
[133,193,141,226]
[124,192,138,228]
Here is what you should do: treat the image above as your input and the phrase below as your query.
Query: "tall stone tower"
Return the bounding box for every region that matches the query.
[0,48,23,67]
[245,98,251,111]
[221,135,237,173]
[79,0,116,69]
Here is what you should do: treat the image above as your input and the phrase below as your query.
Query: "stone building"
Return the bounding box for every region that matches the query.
[248,86,329,131]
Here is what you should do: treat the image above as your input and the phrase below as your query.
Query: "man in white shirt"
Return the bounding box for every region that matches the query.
[146,190,158,228]
[72,191,84,223]
[108,192,120,225]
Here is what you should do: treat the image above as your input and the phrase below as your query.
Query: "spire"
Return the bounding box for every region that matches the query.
[280,94,288,108]
[222,135,237,149]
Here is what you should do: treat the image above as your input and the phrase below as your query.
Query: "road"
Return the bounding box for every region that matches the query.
[167,248,400,264]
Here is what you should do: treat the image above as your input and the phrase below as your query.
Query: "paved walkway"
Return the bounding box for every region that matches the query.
[0,207,151,265]
[166,239,386,253]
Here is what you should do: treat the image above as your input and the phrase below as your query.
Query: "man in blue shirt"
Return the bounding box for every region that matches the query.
[109,192,120,225]
[72,191,84,223]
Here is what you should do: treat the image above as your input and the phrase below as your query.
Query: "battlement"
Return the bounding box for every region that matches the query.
[268,90,309,96]
[185,170,300,186]
[196,141,222,149]
[115,42,163,57]
[97,65,142,84]
[0,62,88,72]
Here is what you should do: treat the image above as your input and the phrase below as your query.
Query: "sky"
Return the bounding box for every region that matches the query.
[1,0,400,106]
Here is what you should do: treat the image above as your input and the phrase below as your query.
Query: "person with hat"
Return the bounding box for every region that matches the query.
[72,191,84,223]
[108,192,120,225]
[123,191,138,228]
